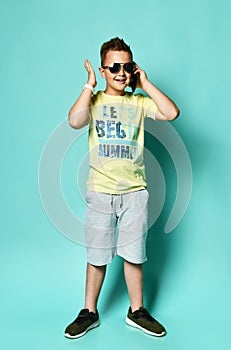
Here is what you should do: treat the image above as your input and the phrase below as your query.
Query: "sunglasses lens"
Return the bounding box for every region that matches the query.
[109,63,120,73]
[124,62,135,73]
[107,62,135,73]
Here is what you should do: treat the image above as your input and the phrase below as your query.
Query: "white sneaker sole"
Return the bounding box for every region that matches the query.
[64,320,100,339]
[126,317,166,337]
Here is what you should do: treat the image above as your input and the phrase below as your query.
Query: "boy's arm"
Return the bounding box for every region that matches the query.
[135,65,180,121]
[68,60,97,129]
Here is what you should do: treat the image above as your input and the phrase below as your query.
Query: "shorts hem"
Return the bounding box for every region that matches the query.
[117,253,148,264]
[87,256,115,266]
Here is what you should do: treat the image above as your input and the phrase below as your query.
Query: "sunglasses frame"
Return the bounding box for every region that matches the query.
[102,61,136,74]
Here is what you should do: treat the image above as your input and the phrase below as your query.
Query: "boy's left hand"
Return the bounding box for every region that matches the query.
[133,64,149,90]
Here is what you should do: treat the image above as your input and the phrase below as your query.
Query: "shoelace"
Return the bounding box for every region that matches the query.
[133,308,155,323]
[74,310,95,325]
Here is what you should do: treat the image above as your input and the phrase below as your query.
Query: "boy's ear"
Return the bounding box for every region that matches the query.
[99,67,105,78]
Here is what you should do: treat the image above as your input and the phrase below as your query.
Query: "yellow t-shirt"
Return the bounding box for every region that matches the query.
[87,91,158,194]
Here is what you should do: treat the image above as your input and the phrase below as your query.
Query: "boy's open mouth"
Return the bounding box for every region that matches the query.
[114,78,126,84]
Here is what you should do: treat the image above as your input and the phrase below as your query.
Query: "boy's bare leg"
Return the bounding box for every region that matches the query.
[84,263,106,313]
[124,260,143,312]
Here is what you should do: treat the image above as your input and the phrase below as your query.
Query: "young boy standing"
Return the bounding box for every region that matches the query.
[64,37,179,339]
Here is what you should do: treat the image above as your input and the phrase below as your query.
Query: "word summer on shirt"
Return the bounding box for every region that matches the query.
[94,105,143,160]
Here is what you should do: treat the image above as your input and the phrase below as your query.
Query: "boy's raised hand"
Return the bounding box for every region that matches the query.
[84,59,97,88]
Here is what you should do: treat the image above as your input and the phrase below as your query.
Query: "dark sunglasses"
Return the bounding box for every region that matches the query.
[102,62,136,74]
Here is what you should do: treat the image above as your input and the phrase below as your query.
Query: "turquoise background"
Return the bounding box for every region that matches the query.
[1,0,230,349]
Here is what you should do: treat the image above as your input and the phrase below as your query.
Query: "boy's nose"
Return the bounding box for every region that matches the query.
[118,66,126,75]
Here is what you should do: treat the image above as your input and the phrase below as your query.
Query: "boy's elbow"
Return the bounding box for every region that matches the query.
[68,114,78,129]
[68,117,79,129]
[167,107,180,121]
[68,113,88,129]
[67,110,78,129]
[171,107,180,120]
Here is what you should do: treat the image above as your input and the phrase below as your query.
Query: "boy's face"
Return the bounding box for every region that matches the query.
[99,50,132,95]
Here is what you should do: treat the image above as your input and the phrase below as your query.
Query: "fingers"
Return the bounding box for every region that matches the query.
[84,59,92,72]
[84,59,97,87]
[133,62,140,73]
[133,64,143,75]
[134,64,147,79]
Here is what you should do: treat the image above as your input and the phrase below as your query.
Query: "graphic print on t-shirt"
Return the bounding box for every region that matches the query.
[95,104,142,160]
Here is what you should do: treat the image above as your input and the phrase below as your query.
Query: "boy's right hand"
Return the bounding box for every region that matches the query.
[84,59,97,88]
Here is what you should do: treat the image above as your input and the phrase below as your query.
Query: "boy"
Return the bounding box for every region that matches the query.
[64,37,179,339]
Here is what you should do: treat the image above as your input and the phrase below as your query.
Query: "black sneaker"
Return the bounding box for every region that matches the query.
[64,309,100,339]
[126,307,166,337]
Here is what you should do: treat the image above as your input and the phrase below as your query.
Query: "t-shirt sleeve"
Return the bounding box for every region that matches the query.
[142,95,158,120]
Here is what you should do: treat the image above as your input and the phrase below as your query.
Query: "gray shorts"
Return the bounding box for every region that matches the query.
[84,189,149,266]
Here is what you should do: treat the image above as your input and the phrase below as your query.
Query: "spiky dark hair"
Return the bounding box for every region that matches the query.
[100,37,133,66]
